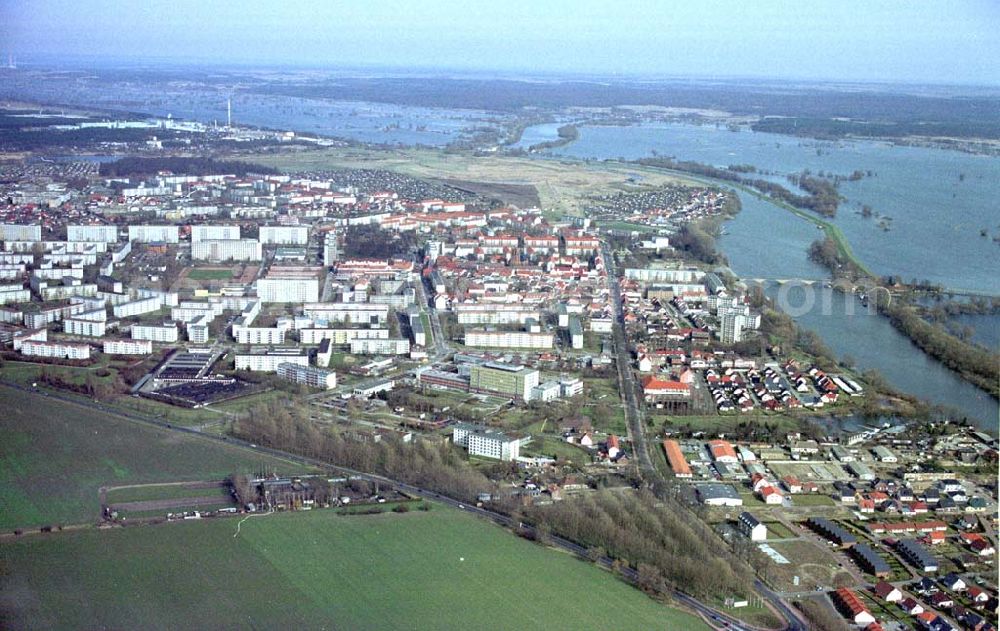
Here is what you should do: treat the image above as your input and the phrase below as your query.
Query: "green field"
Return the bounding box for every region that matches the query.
[187,268,235,280]
[1,509,709,630]
[0,386,311,530]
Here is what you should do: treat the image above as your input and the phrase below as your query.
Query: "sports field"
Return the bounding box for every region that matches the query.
[0,386,309,530]
[1,509,709,630]
[187,267,235,280]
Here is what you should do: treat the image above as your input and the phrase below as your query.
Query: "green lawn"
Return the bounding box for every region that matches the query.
[0,385,313,530]
[790,494,836,507]
[1,509,710,630]
[187,268,235,280]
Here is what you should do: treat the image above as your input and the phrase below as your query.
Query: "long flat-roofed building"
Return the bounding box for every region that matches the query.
[276,362,336,389]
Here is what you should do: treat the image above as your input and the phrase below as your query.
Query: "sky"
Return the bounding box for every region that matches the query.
[3,0,999,85]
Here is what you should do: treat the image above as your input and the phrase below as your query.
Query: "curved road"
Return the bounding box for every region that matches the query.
[3,379,800,630]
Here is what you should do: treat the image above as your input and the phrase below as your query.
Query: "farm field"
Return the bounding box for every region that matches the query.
[0,508,710,630]
[0,386,310,530]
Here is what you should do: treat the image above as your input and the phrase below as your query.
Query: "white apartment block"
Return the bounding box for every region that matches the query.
[63,318,107,337]
[128,225,179,243]
[464,330,554,349]
[303,302,388,325]
[12,327,47,350]
[113,296,162,318]
[235,351,310,372]
[40,283,98,301]
[131,324,179,343]
[323,231,340,266]
[235,326,287,345]
[0,224,42,242]
[452,424,527,462]
[349,337,410,355]
[721,313,749,344]
[104,339,153,355]
[0,287,30,305]
[256,278,319,304]
[190,225,241,242]
[300,328,389,345]
[187,314,211,344]
[67,225,118,243]
[453,304,540,325]
[259,225,309,245]
[191,239,262,262]
[276,362,337,389]
[21,340,91,360]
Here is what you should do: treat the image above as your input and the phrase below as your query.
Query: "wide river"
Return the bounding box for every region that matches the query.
[534,122,998,429]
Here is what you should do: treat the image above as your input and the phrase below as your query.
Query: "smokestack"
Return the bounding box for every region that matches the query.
[227,98,232,128]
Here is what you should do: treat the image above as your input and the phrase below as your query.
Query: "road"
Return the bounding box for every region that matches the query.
[4,379,786,631]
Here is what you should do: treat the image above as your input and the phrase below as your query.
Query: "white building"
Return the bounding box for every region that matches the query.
[531,380,561,402]
[128,225,179,243]
[349,337,410,355]
[323,231,340,266]
[303,303,388,325]
[721,312,749,344]
[103,339,152,355]
[63,318,107,337]
[0,224,42,241]
[187,314,211,344]
[67,225,118,243]
[454,304,540,325]
[300,327,389,345]
[257,278,319,304]
[113,296,162,318]
[235,326,287,345]
[21,339,90,360]
[452,423,528,461]
[559,377,583,398]
[259,225,309,245]
[737,511,768,542]
[191,239,262,262]
[131,324,179,343]
[235,350,310,372]
[276,362,337,389]
[190,225,241,242]
[464,329,554,349]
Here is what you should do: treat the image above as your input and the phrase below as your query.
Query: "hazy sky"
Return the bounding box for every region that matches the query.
[3,0,998,84]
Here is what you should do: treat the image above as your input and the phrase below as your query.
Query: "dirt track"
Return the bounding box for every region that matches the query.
[110,495,232,513]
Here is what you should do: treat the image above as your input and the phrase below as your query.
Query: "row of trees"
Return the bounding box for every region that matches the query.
[99,156,278,178]
[517,489,762,600]
[879,300,999,397]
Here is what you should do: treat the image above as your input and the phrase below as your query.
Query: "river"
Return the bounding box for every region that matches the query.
[551,121,1000,295]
